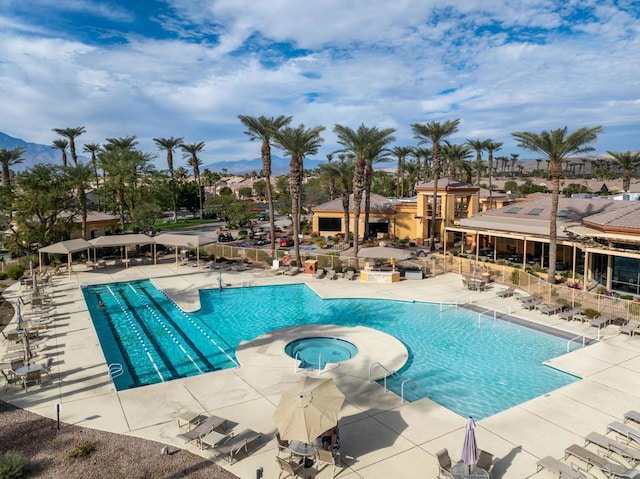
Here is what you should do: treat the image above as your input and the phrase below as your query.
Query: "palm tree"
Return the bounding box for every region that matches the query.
[52,139,69,168]
[181,142,206,219]
[442,142,472,179]
[333,124,395,260]
[238,115,292,258]
[83,143,102,209]
[411,146,432,182]
[273,124,325,266]
[53,126,86,166]
[411,119,460,251]
[510,153,519,177]
[403,159,422,195]
[485,141,502,210]
[363,137,395,239]
[466,139,488,185]
[154,137,184,222]
[391,146,414,198]
[325,155,354,243]
[64,162,93,239]
[0,147,25,189]
[513,125,603,283]
[607,150,640,192]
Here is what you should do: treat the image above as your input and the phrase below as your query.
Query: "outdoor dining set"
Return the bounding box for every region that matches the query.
[1,266,58,393]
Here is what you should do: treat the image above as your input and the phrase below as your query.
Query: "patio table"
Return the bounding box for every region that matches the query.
[451,463,489,479]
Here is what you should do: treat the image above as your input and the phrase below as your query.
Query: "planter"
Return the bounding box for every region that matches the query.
[405,270,424,280]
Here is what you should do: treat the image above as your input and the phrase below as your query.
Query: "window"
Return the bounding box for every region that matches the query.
[526,208,544,216]
[318,217,342,232]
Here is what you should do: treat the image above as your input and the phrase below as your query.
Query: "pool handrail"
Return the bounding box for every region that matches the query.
[368,361,396,392]
[566,333,589,352]
[108,363,124,379]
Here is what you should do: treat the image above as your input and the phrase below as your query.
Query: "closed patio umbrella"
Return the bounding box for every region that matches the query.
[461,417,479,473]
[273,377,345,444]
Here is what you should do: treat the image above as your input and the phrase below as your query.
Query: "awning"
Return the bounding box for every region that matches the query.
[89,234,155,247]
[39,238,93,254]
[153,233,216,267]
[357,246,412,260]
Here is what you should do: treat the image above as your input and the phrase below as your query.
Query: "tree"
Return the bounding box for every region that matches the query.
[0,147,25,189]
[325,155,354,243]
[52,139,69,168]
[363,135,395,239]
[513,125,603,283]
[441,142,472,179]
[391,146,414,198]
[485,141,503,210]
[466,139,488,185]
[181,142,206,220]
[273,124,325,266]
[411,119,460,251]
[403,159,422,195]
[83,143,103,209]
[64,162,93,239]
[53,126,86,166]
[607,150,640,192]
[154,137,184,222]
[238,114,292,259]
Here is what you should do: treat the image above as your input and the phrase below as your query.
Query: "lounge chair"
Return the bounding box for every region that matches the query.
[211,429,262,464]
[284,267,301,276]
[343,270,356,281]
[536,302,564,315]
[176,414,227,443]
[624,411,640,426]
[607,422,640,446]
[276,456,304,479]
[313,268,326,279]
[559,308,583,321]
[620,320,640,336]
[496,286,515,298]
[585,432,640,467]
[325,269,337,280]
[564,444,640,478]
[522,297,544,310]
[536,456,589,479]
[436,448,454,479]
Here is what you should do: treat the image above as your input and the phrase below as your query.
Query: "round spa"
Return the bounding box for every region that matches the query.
[285,337,358,370]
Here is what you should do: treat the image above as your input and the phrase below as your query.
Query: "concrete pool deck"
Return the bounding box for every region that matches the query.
[2,263,640,479]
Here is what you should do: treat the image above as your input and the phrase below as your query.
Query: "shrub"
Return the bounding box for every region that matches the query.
[0,271,7,280]
[5,265,25,280]
[449,248,460,256]
[620,294,634,301]
[69,440,97,459]
[510,270,520,285]
[0,450,25,478]
[583,308,600,319]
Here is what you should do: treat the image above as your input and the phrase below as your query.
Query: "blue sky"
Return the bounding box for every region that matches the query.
[1,0,639,168]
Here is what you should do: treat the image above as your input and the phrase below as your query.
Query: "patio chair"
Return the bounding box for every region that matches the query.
[536,302,564,315]
[436,448,454,479]
[316,447,339,478]
[476,449,494,476]
[1,369,21,391]
[496,286,515,298]
[564,443,640,478]
[620,320,640,336]
[275,432,293,458]
[607,422,640,446]
[559,308,583,321]
[343,270,356,281]
[22,369,42,392]
[39,357,54,377]
[325,269,336,280]
[591,315,615,329]
[585,432,640,467]
[624,411,640,426]
[276,456,304,479]
[211,428,262,464]
[536,456,589,479]
[176,414,227,443]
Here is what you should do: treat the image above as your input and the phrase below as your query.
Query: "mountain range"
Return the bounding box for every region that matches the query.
[0,131,322,175]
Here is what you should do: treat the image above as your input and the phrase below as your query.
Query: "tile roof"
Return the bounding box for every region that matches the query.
[312,194,394,213]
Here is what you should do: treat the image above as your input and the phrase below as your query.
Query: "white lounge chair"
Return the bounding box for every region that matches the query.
[607,421,640,446]
[624,411,640,426]
[325,269,337,280]
[564,443,640,478]
[585,432,640,467]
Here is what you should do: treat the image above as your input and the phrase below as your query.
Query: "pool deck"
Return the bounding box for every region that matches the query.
[2,262,640,479]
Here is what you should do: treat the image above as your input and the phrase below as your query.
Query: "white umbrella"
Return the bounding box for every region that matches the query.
[273,377,345,443]
[357,246,413,260]
[460,417,479,473]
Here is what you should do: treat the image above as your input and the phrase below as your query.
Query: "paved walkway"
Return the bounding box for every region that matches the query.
[2,262,640,479]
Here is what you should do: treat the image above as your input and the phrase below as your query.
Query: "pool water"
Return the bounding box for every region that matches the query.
[285,337,358,369]
[82,281,580,419]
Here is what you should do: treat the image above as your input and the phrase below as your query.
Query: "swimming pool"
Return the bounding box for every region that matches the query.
[82,281,580,419]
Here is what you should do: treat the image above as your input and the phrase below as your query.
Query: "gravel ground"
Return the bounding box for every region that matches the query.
[0,280,240,479]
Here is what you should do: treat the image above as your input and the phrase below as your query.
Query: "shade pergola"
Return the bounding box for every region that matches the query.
[38,238,93,278]
[153,233,216,267]
[89,234,156,267]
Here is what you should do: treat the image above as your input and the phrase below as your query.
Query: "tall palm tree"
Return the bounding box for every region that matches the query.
[324,153,337,200]
[411,146,432,182]
[238,115,292,258]
[273,124,325,266]
[83,143,103,209]
[181,142,206,219]
[403,159,422,195]
[607,150,640,192]
[411,119,460,251]
[442,142,472,179]
[466,139,488,185]
[52,139,69,168]
[325,155,354,243]
[53,126,86,166]
[391,146,414,198]
[363,137,395,239]
[64,162,93,239]
[154,136,184,222]
[0,147,25,189]
[485,141,503,210]
[513,125,603,283]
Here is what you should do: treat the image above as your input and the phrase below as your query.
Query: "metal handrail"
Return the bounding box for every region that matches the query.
[368,361,395,392]
[566,334,589,352]
[108,363,124,379]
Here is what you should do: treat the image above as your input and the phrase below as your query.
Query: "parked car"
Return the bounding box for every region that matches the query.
[279,237,294,247]
[218,233,234,242]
